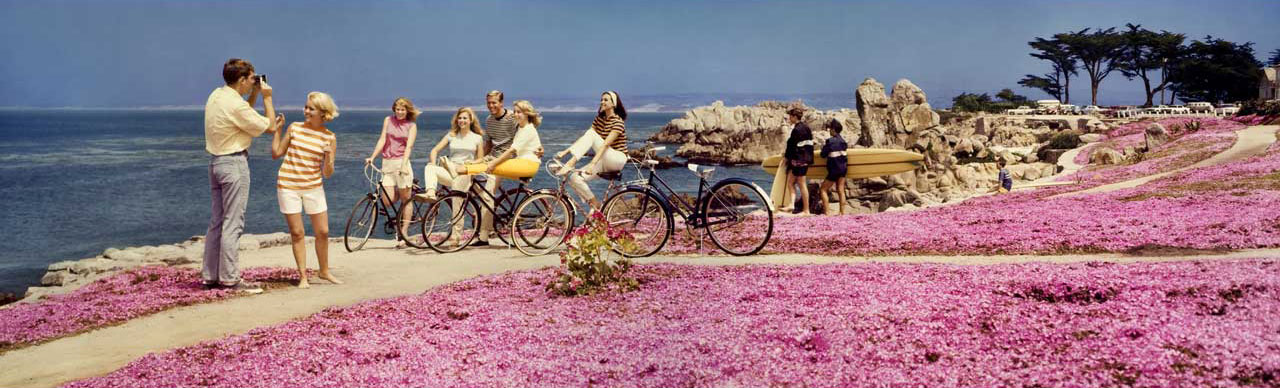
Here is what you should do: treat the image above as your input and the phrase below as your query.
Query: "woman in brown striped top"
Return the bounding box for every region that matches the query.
[270,92,343,289]
[554,91,629,210]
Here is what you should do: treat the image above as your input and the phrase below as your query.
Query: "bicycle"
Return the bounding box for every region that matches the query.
[419,167,535,253]
[343,163,429,252]
[602,145,775,257]
[508,158,632,256]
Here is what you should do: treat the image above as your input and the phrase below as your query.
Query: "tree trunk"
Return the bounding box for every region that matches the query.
[1091,79,1100,106]
[1064,74,1071,104]
[1140,72,1154,107]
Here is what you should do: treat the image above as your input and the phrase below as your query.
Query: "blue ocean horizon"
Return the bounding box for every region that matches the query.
[0,108,775,295]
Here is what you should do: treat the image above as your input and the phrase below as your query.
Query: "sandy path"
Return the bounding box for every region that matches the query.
[3,241,1280,387]
[1052,125,1278,197]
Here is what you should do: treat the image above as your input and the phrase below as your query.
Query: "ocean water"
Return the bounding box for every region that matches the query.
[0,109,772,295]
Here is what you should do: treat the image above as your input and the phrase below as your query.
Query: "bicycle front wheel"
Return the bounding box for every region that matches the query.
[397,196,429,249]
[702,180,773,256]
[344,195,378,252]
[602,188,672,257]
[422,192,479,254]
[511,192,574,256]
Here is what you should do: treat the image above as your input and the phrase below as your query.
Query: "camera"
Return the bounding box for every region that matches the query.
[255,74,267,84]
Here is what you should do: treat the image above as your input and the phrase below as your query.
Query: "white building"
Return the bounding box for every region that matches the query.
[1262,64,1280,101]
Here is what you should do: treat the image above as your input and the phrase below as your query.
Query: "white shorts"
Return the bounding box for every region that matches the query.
[278,188,328,215]
[381,158,414,189]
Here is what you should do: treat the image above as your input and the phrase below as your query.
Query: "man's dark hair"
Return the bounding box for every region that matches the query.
[222,58,254,85]
[827,118,843,134]
[787,107,804,119]
[997,159,1007,168]
[486,90,504,102]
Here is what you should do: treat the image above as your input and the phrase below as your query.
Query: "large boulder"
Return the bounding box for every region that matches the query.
[856,78,895,147]
[1145,123,1169,151]
[1090,147,1125,165]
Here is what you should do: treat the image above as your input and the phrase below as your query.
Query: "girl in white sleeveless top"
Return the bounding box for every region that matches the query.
[420,107,485,200]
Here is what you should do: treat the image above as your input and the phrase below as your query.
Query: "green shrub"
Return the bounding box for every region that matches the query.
[1047,130,1082,149]
[547,211,639,297]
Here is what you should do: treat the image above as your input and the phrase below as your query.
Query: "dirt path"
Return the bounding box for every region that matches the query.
[3,241,1280,388]
[1051,125,1278,197]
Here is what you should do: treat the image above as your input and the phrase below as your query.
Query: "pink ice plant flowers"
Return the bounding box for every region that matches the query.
[0,266,298,351]
[68,260,1280,388]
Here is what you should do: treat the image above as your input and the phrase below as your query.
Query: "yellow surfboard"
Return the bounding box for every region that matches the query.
[763,148,924,207]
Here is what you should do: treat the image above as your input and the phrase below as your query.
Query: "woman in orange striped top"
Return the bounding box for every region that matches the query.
[271,92,342,289]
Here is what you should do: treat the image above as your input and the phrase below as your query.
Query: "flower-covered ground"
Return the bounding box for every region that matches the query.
[1067,117,1243,186]
[665,120,1277,256]
[68,261,1280,388]
[0,266,300,352]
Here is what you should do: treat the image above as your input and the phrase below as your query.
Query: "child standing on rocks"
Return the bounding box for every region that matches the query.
[271,92,343,288]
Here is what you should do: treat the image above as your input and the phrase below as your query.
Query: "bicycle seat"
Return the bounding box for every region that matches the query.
[687,163,715,179]
[597,171,623,181]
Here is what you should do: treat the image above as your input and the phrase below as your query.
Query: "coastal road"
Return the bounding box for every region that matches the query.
[4,242,1280,387]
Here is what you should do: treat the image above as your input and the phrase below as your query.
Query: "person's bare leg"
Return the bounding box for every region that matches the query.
[284,213,309,288]
[819,180,833,215]
[311,211,341,284]
[798,176,811,215]
[837,177,848,214]
[396,187,412,238]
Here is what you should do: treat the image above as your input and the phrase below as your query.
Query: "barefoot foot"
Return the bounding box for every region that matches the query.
[298,279,311,289]
[318,273,343,284]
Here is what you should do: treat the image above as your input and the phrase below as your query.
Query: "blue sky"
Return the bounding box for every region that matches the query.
[1,0,1277,108]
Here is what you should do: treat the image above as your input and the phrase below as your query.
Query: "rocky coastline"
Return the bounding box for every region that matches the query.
[649,78,1113,213]
[8,233,336,305]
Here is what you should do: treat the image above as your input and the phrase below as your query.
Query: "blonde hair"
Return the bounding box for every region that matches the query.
[486,90,504,102]
[391,97,420,121]
[513,100,541,127]
[449,107,485,136]
[307,92,339,122]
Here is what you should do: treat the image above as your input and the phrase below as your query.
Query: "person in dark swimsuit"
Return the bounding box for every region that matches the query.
[782,107,813,215]
[819,119,849,215]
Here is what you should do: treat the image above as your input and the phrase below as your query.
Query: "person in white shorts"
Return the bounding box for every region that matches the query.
[272,92,344,289]
[364,97,420,247]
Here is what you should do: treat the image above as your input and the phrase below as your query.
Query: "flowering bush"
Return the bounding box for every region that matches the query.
[69,260,1280,388]
[0,266,299,352]
[548,211,639,296]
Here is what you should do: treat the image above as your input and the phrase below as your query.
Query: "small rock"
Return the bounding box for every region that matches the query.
[40,271,67,286]
[1079,133,1105,143]
[47,260,77,272]
[238,237,261,252]
[104,248,145,262]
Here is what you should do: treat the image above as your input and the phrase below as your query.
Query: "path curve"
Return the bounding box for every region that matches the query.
[3,241,1280,387]
[1051,125,1278,198]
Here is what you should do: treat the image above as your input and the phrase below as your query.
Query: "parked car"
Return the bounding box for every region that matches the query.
[1059,104,1079,115]
[1082,105,1107,115]
[1005,106,1033,115]
[1187,102,1213,113]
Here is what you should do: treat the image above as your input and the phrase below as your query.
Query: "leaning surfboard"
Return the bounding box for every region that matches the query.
[760,148,924,180]
[763,148,924,207]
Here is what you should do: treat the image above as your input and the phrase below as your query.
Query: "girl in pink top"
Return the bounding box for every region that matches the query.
[365,97,419,247]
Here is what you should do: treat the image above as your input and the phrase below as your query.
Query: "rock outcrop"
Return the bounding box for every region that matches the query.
[1145,123,1170,151]
[655,78,1081,212]
[652,101,859,165]
[15,233,329,304]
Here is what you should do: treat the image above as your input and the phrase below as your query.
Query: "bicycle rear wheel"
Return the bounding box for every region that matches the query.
[422,192,479,254]
[702,180,773,256]
[602,188,672,257]
[343,195,378,252]
[511,192,574,256]
[397,196,429,249]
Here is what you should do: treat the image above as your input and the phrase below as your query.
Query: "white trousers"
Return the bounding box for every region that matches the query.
[566,129,627,201]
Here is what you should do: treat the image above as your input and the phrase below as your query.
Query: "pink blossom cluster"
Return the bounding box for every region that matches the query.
[1231,114,1277,126]
[0,266,298,351]
[68,261,1280,388]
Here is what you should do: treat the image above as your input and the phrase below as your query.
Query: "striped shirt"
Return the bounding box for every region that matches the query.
[483,109,518,155]
[277,123,336,191]
[591,115,627,152]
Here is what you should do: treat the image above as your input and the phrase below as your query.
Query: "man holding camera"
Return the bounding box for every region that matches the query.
[203,58,283,293]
